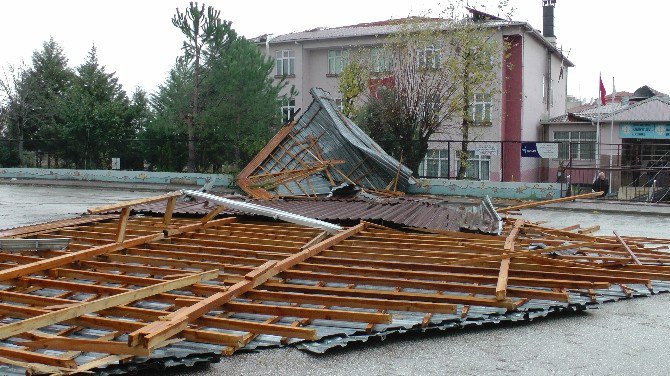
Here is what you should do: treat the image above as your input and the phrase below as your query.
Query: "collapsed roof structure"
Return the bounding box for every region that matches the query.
[0,190,669,375]
[236,88,414,199]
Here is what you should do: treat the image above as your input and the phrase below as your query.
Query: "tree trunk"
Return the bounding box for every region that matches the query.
[457,93,471,179]
[186,115,195,172]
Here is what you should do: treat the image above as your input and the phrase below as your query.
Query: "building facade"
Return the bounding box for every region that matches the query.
[256,6,573,182]
[543,86,670,191]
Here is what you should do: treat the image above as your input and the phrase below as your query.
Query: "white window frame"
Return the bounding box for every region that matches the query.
[328,49,349,75]
[418,45,440,69]
[418,149,449,178]
[280,98,296,123]
[554,131,596,160]
[370,47,391,73]
[470,93,492,124]
[457,150,491,181]
[275,50,295,76]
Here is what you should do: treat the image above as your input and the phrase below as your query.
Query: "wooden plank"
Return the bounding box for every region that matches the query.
[201,205,227,224]
[497,191,603,213]
[0,346,77,368]
[0,214,117,239]
[163,196,178,227]
[496,219,524,301]
[223,302,391,324]
[614,231,642,265]
[87,191,182,214]
[128,223,368,349]
[23,334,152,356]
[0,270,218,341]
[115,207,131,242]
[0,232,164,283]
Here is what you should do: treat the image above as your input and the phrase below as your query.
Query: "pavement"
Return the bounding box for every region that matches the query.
[3,177,669,217]
[1,183,670,375]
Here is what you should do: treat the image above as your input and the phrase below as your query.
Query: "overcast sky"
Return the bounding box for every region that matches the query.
[1,0,666,102]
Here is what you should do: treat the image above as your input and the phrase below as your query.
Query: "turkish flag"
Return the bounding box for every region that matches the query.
[599,76,606,106]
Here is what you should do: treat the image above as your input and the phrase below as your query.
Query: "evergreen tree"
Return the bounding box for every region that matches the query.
[201,38,291,169]
[144,62,192,171]
[23,38,74,163]
[172,2,236,172]
[60,46,134,168]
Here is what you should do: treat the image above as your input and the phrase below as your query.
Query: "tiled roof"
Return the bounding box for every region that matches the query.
[265,17,523,44]
[262,16,572,66]
[546,94,670,124]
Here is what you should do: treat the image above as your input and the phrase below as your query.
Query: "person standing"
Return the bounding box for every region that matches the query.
[592,171,609,197]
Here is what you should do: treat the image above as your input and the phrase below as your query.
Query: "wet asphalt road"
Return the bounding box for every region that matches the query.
[1,184,669,376]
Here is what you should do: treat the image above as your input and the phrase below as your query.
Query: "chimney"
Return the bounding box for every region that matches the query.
[542,0,557,46]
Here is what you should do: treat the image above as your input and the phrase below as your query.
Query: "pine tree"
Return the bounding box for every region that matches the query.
[60,46,133,168]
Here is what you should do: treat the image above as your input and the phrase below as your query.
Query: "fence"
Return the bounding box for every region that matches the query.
[3,136,669,202]
[0,138,244,173]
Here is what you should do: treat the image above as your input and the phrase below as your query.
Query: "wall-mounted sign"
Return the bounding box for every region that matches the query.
[521,142,559,158]
[619,124,670,139]
[475,144,499,156]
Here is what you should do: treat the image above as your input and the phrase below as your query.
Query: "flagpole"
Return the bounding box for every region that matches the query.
[596,75,601,171]
[609,77,615,194]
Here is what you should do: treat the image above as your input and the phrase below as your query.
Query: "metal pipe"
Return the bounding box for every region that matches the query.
[181,190,343,234]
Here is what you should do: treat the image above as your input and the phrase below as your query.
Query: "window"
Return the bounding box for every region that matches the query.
[456,151,490,180]
[418,98,440,123]
[328,49,349,75]
[370,47,391,73]
[418,149,449,178]
[275,50,294,76]
[280,98,296,123]
[554,131,596,160]
[470,94,492,124]
[418,45,440,69]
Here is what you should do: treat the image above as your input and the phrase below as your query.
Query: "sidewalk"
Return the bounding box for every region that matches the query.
[0,178,235,193]
[540,199,670,216]
[2,177,668,216]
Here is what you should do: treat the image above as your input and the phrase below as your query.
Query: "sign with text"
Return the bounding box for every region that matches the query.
[521,142,559,158]
[475,144,499,156]
[619,124,670,139]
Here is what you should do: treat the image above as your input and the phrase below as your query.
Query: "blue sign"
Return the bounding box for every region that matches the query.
[619,124,670,139]
[521,142,559,158]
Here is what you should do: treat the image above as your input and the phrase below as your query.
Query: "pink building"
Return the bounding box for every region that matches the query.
[255,4,573,182]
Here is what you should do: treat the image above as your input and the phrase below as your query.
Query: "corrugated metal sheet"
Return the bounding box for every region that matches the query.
[238,88,414,198]
[134,195,500,234]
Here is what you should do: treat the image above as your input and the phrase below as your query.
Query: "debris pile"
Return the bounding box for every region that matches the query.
[0,191,668,375]
[236,88,414,199]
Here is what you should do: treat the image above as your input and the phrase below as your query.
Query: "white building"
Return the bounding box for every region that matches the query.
[255,5,573,182]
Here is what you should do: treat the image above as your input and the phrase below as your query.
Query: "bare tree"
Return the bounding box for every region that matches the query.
[0,64,29,166]
[341,2,508,177]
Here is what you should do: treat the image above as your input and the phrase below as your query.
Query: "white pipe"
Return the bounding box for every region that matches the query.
[182,190,343,234]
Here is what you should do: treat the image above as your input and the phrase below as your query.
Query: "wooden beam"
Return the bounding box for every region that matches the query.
[201,205,227,224]
[0,270,218,341]
[115,207,131,242]
[87,191,182,214]
[614,231,642,265]
[496,219,524,301]
[0,232,164,283]
[128,222,368,349]
[497,191,603,213]
[23,334,152,356]
[0,214,117,239]
[0,346,77,368]
[163,196,178,227]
